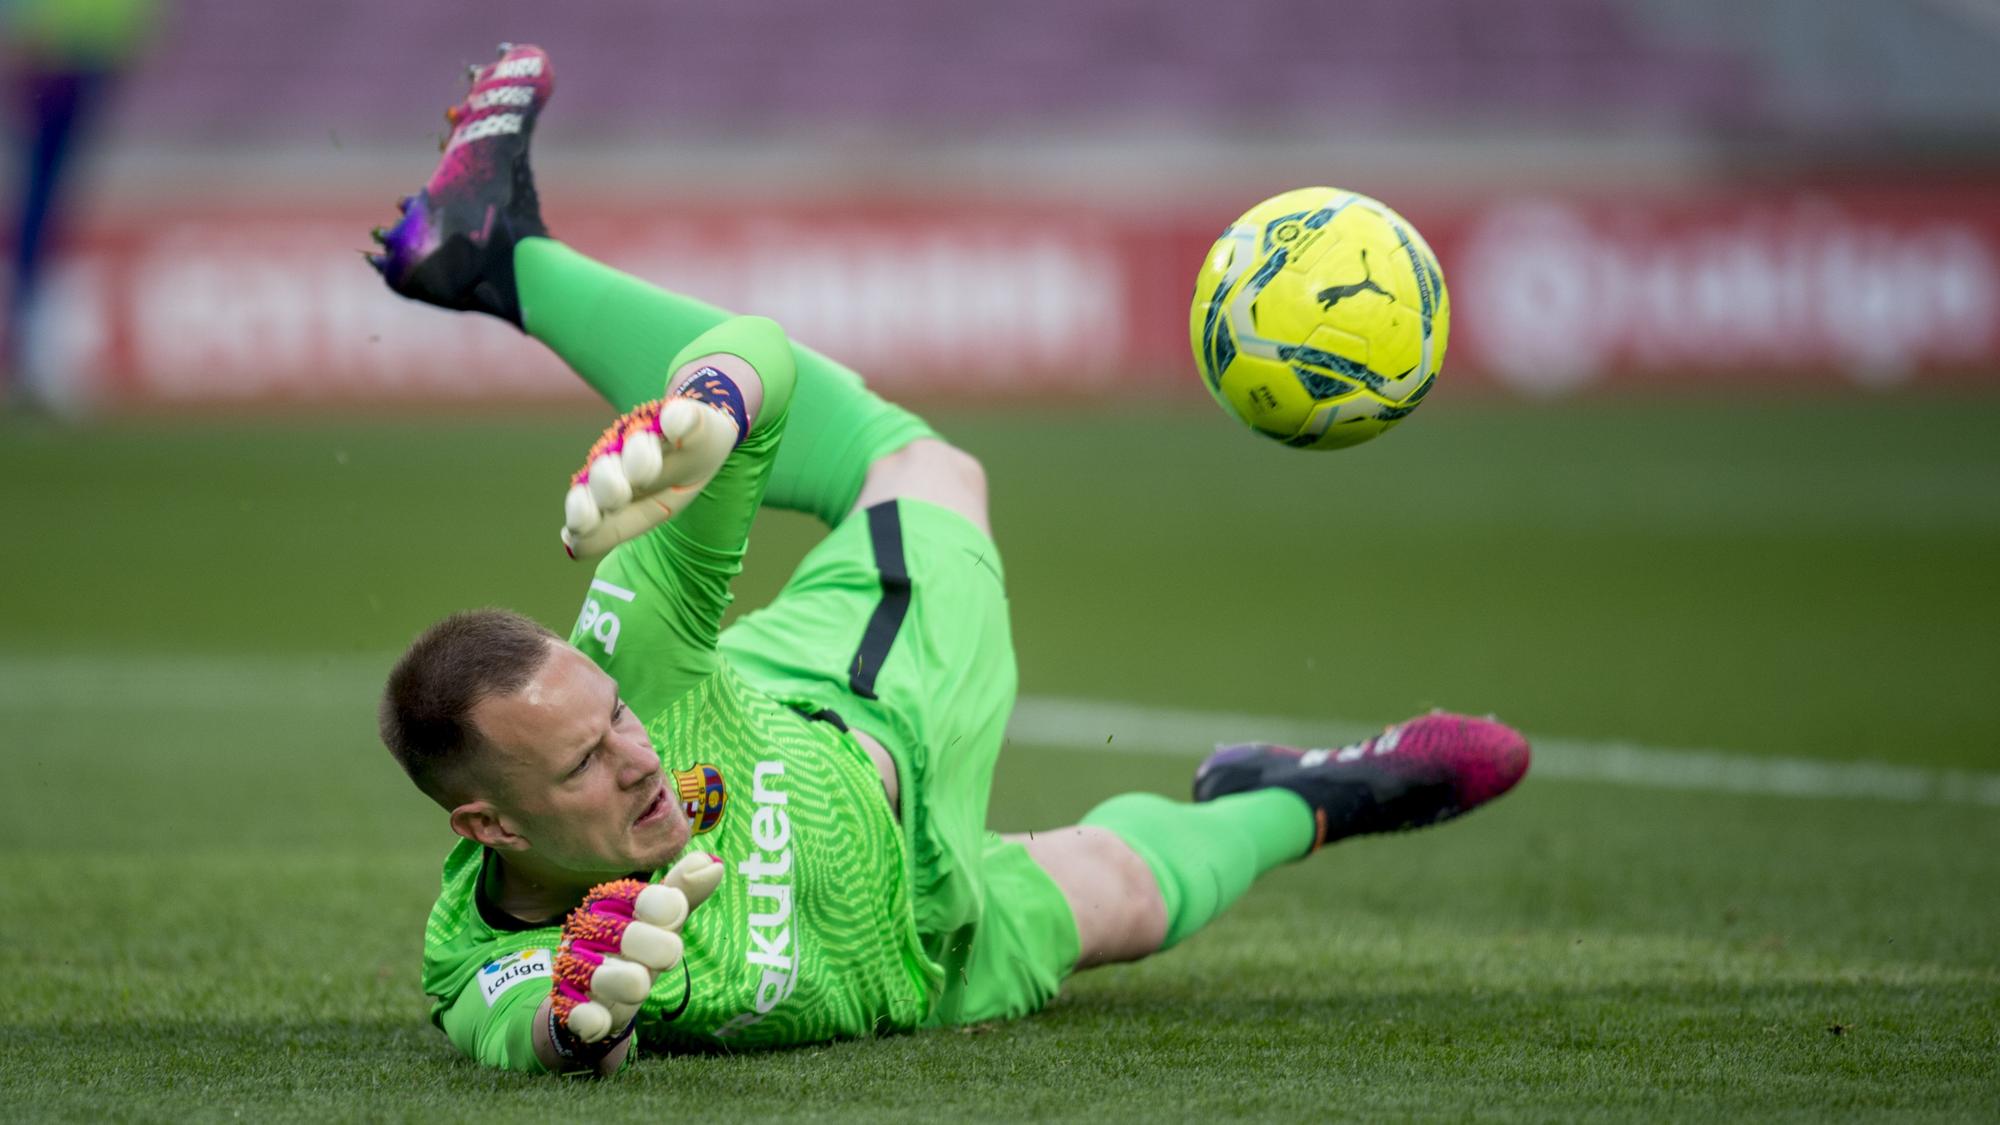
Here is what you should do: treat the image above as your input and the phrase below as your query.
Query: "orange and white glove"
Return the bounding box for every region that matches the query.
[560,379,744,560]
[546,852,725,1062]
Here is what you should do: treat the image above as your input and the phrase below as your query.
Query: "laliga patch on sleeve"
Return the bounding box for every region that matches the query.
[477,948,553,1007]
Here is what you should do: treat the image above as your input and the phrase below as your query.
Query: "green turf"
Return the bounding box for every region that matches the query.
[1,398,1996,1121]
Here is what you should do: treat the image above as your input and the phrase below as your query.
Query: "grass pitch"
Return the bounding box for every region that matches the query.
[1,397,1996,1122]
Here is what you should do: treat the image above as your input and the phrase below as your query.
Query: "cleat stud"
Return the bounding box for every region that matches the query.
[370,226,387,245]
[496,42,515,56]
[397,195,412,214]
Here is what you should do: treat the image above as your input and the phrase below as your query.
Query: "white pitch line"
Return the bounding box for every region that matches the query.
[2,654,1996,808]
[1007,697,2000,809]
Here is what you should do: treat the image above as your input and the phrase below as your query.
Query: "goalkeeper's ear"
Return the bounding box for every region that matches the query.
[450,800,526,850]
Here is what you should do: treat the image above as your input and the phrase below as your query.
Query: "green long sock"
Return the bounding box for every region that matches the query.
[513,237,935,526]
[1080,789,1314,949]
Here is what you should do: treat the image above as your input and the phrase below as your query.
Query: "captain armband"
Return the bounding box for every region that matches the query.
[672,366,749,448]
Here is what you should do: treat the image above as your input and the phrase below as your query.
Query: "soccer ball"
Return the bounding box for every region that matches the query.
[1189,187,1449,450]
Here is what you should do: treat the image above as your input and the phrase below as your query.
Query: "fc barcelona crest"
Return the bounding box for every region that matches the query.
[672,764,727,835]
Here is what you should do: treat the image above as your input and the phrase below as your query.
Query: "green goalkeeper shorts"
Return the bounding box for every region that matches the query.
[719,499,1080,1026]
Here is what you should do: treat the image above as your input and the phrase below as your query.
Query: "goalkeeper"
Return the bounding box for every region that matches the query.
[370,44,1529,1076]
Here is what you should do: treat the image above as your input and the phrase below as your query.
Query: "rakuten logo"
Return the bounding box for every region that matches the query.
[574,578,634,654]
[1458,200,2000,392]
[714,761,794,1039]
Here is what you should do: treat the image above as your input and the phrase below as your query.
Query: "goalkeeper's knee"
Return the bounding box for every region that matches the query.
[852,439,989,535]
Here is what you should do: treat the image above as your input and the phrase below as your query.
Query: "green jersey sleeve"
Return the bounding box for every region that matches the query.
[570,315,797,701]
[418,845,667,1074]
[435,952,550,1074]
[418,844,565,1074]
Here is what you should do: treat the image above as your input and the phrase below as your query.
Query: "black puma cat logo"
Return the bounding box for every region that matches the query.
[1316,251,1390,310]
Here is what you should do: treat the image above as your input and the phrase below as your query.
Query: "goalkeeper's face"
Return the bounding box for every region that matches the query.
[461,642,690,877]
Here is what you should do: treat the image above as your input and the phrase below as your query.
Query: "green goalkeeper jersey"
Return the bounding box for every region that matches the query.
[416,317,940,1070]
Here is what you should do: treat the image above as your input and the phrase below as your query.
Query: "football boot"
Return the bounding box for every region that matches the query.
[367,43,553,325]
[1193,712,1529,855]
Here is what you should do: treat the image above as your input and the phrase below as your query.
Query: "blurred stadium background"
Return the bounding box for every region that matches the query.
[3,1,1998,1118]
[11,0,2000,405]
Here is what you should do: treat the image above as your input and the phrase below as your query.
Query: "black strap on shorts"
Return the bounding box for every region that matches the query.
[802,707,849,732]
[848,502,910,700]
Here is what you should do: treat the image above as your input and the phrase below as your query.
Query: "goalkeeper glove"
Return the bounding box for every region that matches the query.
[546,851,725,1065]
[561,386,742,560]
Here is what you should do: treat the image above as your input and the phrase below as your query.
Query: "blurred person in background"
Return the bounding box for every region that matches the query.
[1,0,155,407]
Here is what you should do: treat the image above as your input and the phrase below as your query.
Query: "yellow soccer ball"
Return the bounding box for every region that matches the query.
[1189,187,1449,449]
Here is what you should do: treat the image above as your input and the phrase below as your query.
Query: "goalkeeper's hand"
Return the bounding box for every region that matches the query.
[561,392,742,560]
[545,852,725,1064]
